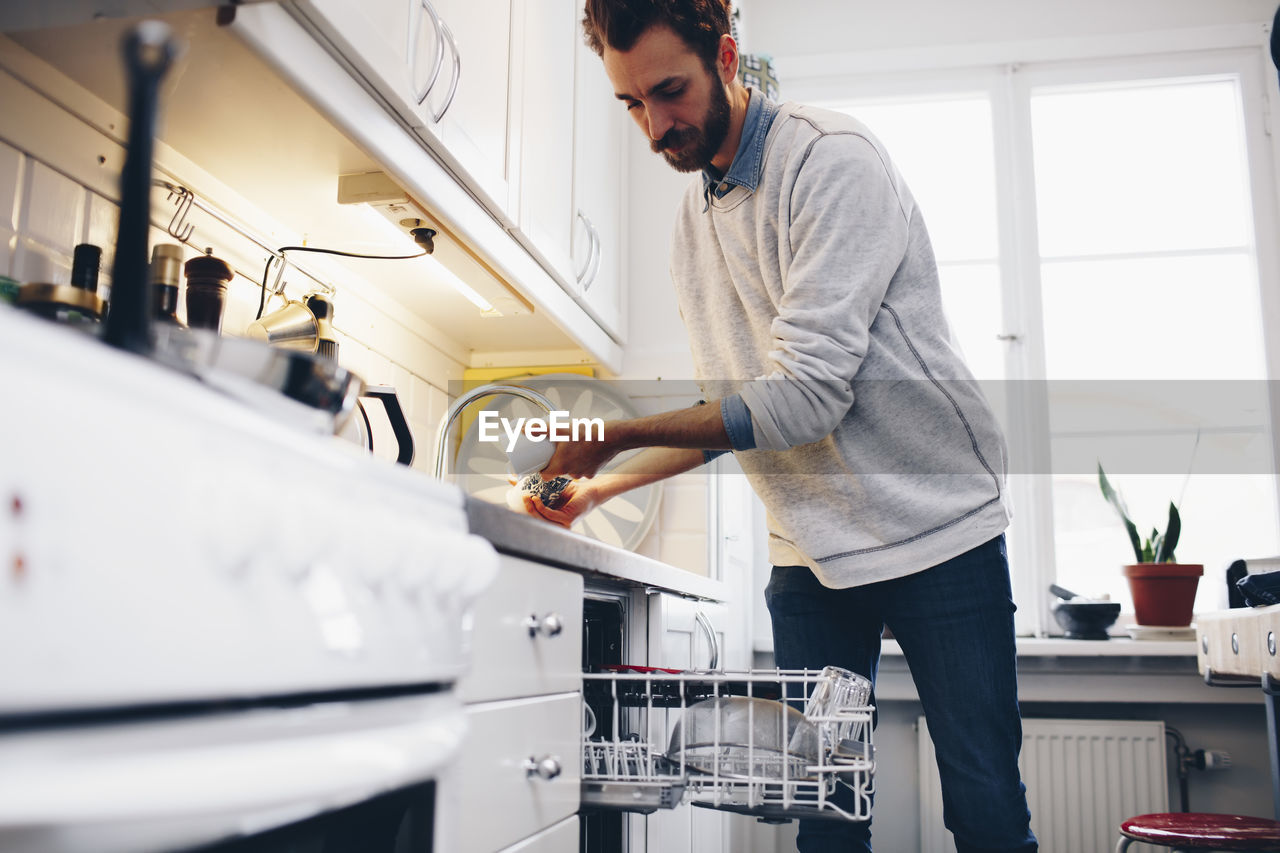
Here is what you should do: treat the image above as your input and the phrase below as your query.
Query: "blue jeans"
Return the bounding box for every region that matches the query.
[764,534,1037,853]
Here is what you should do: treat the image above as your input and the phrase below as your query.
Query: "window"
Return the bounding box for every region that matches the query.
[817,54,1280,634]
[1030,76,1277,616]
[835,96,1005,380]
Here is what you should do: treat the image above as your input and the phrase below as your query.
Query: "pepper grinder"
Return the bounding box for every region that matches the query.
[184,248,233,333]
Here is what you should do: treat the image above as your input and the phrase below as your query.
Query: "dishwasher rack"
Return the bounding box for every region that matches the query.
[580,668,875,822]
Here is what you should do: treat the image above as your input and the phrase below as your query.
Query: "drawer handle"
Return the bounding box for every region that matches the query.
[523,755,562,781]
[523,612,564,638]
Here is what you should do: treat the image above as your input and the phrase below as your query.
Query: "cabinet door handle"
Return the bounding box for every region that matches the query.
[429,17,462,123]
[523,612,565,638]
[523,755,563,780]
[584,217,602,294]
[575,210,600,291]
[695,610,720,671]
[412,0,446,106]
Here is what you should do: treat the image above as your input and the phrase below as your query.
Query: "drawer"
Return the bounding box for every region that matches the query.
[497,814,579,852]
[457,693,581,853]
[460,554,583,703]
[1198,607,1269,678]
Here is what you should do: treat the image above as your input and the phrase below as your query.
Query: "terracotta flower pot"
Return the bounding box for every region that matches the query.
[1122,563,1204,627]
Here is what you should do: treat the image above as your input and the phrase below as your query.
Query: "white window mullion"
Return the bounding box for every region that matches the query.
[992,63,1056,636]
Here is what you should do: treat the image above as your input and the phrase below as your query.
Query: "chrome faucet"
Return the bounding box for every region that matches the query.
[432,383,556,479]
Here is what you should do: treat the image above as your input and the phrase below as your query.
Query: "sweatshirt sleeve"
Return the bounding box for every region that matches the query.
[740,132,911,451]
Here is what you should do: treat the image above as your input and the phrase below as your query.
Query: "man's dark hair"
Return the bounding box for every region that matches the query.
[583,0,731,69]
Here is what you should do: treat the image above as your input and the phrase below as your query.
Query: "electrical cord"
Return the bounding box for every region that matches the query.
[255,238,434,320]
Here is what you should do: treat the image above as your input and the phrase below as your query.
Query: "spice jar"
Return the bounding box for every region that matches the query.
[149,243,184,326]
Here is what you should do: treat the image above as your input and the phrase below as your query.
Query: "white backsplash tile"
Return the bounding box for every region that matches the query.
[13,236,71,284]
[0,230,15,278]
[660,532,709,576]
[84,190,118,285]
[390,363,412,398]
[221,276,262,336]
[635,526,661,561]
[0,142,22,234]
[335,333,372,381]
[660,478,708,534]
[362,350,395,387]
[22,160,83,255]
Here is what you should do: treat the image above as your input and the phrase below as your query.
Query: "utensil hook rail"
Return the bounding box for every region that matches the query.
[154,178,336,297]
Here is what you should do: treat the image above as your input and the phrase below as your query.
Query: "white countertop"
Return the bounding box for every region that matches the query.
[465,496,727,601]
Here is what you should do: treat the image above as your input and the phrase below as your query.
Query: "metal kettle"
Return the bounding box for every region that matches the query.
[339,385,415,466]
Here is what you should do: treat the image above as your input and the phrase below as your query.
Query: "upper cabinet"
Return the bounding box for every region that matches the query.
[283,0,626,345]
[414,0,517,216]
[511,0,629,345]
[511,0,577,291]
[571,8,627,342]
[292,0,516,216]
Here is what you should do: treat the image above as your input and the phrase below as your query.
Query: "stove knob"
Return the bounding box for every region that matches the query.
[523,755,563,781]
[523,612,565,638]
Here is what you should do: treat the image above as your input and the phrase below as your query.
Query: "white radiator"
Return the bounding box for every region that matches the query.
[919,717,1168,853]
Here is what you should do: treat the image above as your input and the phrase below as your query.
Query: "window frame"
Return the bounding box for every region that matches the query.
[786,44,1280,635]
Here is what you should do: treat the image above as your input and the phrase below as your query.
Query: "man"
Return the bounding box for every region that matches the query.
[524,1,1037,850]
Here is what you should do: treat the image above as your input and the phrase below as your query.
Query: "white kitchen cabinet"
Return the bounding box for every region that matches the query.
[457,554,583,852]
[288,0,414,116]
[457,693,581,853]
[417,0,518,216]
[497,815,579,852]
[650,595,727,673]
[570,3,628,341]
[512,0,578,288]
[289,0,517,217]
[460,553,584,703]
[268,0,629,357]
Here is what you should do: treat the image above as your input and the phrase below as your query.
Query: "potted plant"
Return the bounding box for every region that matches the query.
[1098,463,1203,627]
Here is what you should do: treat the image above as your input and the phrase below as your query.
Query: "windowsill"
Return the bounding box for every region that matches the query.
[754,638,1257,704]
[752,636,1199,658]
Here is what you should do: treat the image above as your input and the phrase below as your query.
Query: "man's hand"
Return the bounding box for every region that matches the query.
[522,478,599,529]
[512,402,734,532]
[541,426,625,480]
[540,403,732,481]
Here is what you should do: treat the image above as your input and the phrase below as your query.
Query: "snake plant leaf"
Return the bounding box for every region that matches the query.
[1099,463,1143,562]
[1156,503,1181,562]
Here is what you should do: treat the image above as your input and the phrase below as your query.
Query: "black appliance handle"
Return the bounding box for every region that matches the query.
[363,385,415,467]
[104,22,181,354]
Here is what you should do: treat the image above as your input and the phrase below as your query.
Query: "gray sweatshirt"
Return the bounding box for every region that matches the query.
[671,100,1011,588]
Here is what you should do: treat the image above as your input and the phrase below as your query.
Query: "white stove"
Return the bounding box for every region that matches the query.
[0,305,495,852]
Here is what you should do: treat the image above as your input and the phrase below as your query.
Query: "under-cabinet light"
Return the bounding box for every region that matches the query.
[351,202,495,313]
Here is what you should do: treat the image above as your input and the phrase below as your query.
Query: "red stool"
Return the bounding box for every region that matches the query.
[1116,813,1280,851]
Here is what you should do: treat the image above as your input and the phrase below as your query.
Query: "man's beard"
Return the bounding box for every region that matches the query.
[651,76,731,173]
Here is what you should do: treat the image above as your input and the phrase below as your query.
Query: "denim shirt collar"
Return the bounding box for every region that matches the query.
[701,89,778,211]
